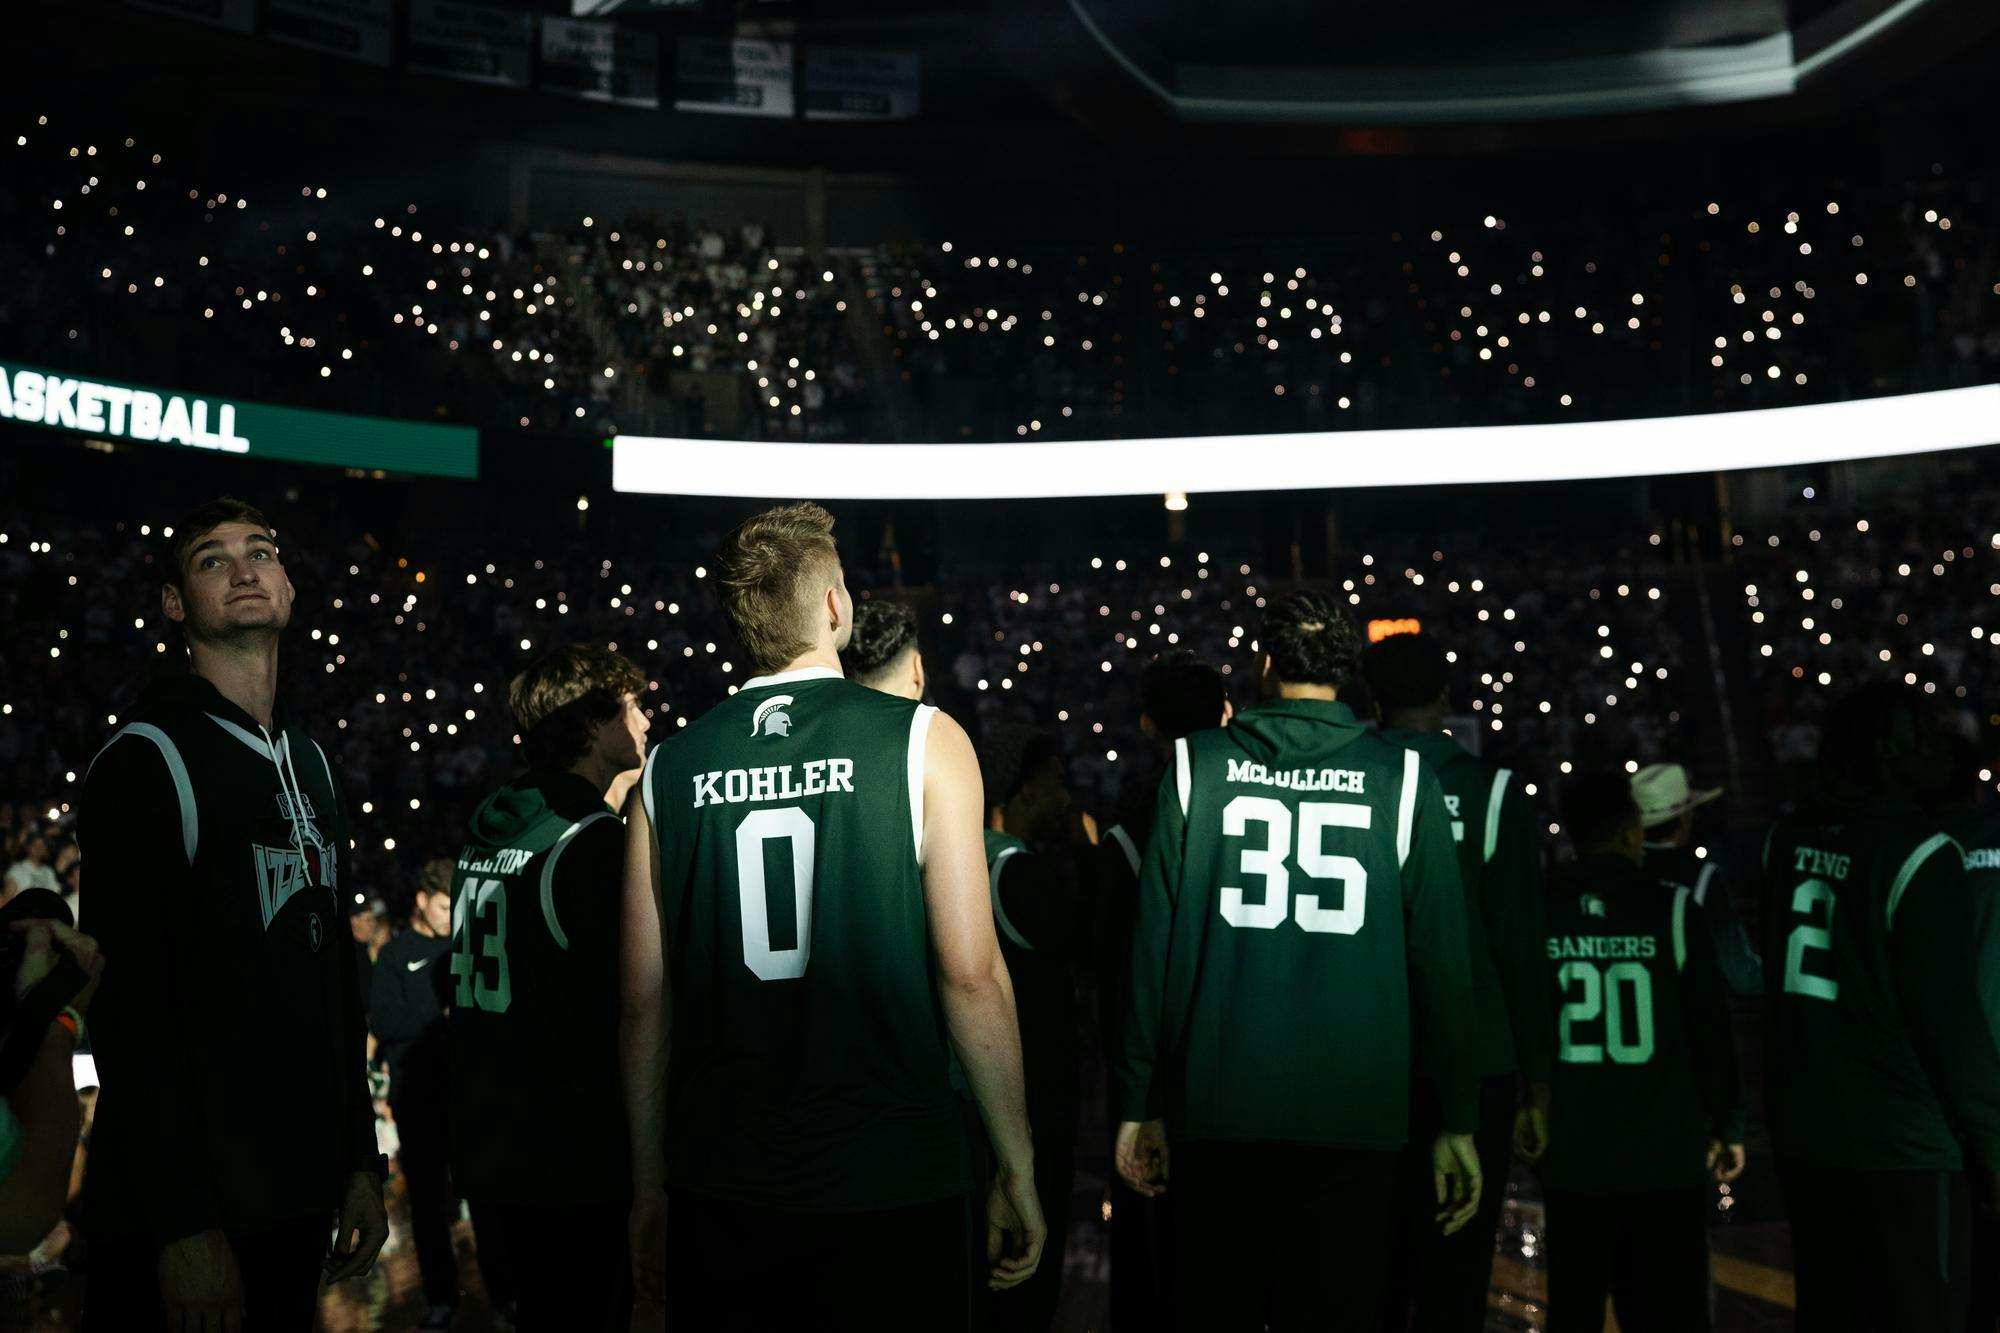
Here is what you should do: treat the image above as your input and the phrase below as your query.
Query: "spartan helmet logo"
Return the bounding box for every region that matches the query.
[751,695,796,738]
[1580,893,1608,919]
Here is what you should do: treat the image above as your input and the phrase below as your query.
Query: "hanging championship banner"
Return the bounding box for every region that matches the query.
[407,0,537,89]
[268,0,395,66]
[541,17,662,108]
[673,36,795,118]
[804,48,920,121]
[125,0,256,32]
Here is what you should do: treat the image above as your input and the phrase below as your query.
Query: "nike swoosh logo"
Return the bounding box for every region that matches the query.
[407,958,433,972]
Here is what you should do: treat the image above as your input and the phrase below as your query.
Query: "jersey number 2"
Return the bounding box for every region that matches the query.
[736,808,816,981]
[1219,795,1367,935]
[1782,878,1839,1002]
[450,877,511,1013]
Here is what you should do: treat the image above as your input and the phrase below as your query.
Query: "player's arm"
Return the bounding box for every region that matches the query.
[1699,864,1765,998]
[618,774,670,1306]
[1678,890,1746,1179]
[1484,780,1552,1102]
[325,760,388,1283]
[77,739,221,1246]
[921,711,1045,1289]
[1401,769,1482,1232]
[1114,770,1181,1130]
[1891,840,2000,1175]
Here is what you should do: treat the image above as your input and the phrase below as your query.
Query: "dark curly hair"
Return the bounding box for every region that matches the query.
[1140,650,1228,741]
[1561,770,1641,849]
[1260,590,1363,690]
[842,599,919,685]
[1361,632,1450,711]
[509,643,647,773]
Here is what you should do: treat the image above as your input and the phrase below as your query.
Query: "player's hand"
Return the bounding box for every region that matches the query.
[629,1192,667,1312]
[1706,1140,1747,1183]
[985,1167,1046,1291]
[157,1228,243,1333]
[324,1171,388,1281]
[1114,1119,1170,1198]
[1431,1132,1483,1236]
[10,918,101,996]
[1513,1083,1550,1164]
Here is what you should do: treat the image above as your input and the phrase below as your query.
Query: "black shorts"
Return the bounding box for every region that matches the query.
[665,1188,973,1332]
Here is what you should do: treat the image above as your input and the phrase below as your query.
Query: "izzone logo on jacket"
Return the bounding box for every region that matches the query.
[0,365,251,452]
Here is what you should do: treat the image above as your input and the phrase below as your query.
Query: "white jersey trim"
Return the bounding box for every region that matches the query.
[1174,737,1191,817]
[1694,862,1718,907]
[740,665,843,691]
[1672,886,1691,972]
[87,724,198,865]
[1886,833,1959,931]
[540,811,618,951]
[907,705,936,864]
[989,846,1033,950]
[1106,824,1142,878]
[1396,749,1421,868]
[1483,768,1512,864]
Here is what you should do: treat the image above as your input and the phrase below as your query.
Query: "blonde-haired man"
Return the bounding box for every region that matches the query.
[447,642,649,1331]
[623,502,1044,1330]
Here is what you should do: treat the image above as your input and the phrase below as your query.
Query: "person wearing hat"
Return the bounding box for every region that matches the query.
[978,724,1081,1333]
[1632,763,1763,997]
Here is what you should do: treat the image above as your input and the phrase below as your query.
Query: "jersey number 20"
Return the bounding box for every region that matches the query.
[450,877,512,1013]
[1219,795,1367,935]
[1557,960,1655,1064]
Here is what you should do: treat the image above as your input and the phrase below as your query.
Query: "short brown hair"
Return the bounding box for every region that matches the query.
[509,644,646,773]
[714,502,841,674]
[416,858,455,900]
[165,497,274,589]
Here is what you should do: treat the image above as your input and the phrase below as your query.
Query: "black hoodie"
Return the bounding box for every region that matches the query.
[78,672,374,1245]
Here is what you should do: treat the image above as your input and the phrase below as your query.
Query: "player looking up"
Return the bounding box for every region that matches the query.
[621,502,1044,1330]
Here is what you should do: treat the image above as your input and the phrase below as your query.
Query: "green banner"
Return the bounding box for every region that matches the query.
[0,361,478,478]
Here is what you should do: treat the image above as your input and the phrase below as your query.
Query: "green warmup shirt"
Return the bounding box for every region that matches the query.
[1763,802,2000,1172]
[447,771,629,1204]
[646,666,967,1212]
[1380,728,1551,1085]
[1541,854,1742,1194]
[1117,697,1478,1146]
[1950,814,2000,1052]
[984,830,1080,1143]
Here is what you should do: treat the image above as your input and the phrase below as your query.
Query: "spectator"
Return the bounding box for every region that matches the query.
[4,837,60,904]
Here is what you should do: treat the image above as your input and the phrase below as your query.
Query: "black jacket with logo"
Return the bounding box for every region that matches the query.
[79,672,374,1245]
[370,927,452,1112]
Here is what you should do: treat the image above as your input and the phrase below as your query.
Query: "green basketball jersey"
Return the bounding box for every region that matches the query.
[1951,813,2000,1050]
[645,666,967,1212]
[1379,728,1551,1084]
[1541,855,1742,1193]
[447,772,629,1202]
[1117,697,1478,1147]
[1763,803,2000,1171]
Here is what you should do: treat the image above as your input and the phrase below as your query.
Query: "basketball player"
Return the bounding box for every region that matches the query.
[1766,683,2000,1331]
[1947,751,2000,1333]
[1541,773,1743,1333]
[621,502,1044,1331]
[78,497,387,1330]
[1364,631,1551,1333]
[979,725,1082,1332]
[1091,650,1230,1329]
[448,643,648,1332]
[841,597,924,699]
[1116,590,1481,1332]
